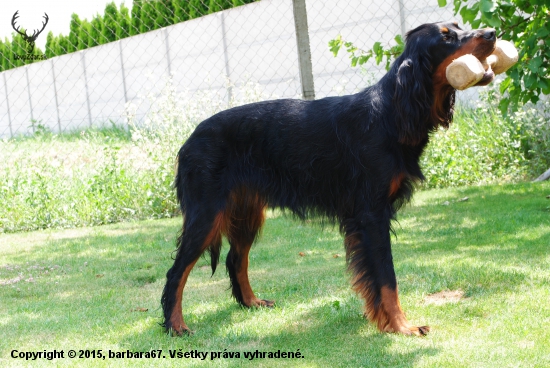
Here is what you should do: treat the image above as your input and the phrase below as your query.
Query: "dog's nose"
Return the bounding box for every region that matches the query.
[482,28,496,41]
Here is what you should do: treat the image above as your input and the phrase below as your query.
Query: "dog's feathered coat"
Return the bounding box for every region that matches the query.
[161,21,496,336]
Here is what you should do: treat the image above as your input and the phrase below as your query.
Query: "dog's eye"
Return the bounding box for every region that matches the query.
[442,34,452,41]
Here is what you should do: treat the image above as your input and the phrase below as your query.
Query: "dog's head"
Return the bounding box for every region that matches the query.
[393,21,496,145]
[409,22,497,88]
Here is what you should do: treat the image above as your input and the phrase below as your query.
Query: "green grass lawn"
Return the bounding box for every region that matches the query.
[1,182,549,367]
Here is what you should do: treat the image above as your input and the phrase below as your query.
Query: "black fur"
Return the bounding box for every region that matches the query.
[161,22,497,335]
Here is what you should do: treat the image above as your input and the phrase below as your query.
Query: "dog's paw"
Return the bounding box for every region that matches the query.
[385,323,430,336]
[168,325,193,337]
[409,325,430,336]
[247,298,275,308]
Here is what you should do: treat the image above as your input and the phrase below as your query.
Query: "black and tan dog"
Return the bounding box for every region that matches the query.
[161,22,497,336]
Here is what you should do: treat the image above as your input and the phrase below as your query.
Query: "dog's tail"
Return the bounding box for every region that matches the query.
[173,144,223,275]
[173,148,186,215]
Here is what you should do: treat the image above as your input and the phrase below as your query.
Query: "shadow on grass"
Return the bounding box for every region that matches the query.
[121,304,440,367]
[0,218,441,365]
[1,182,548,365]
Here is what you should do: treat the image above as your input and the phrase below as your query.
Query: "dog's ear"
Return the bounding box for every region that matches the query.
[393,56,433,145]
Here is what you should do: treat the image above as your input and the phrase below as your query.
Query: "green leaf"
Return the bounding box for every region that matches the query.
[460,6,479,25]
[480,0,497,13]
[453,0,462,15]
[524,73,537,88]
[536,26,549,39]
[483,13,502,28]
[394,34,404,46]
[328,36,343,56]
[344,41,356,51]
[438,0,447,7]
[509,68,520,83]
[498,97,511,116]
[499,77,512,93]
[372,42,384,65]
[358,55,370,65]
[525,35,537,50]
[538,78,550,94]
[528,56,543,73]
[500,4,517,18]
[521,91,532,104]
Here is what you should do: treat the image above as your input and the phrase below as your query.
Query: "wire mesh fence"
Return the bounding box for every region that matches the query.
[0,0,458,232]
[1,0,456,137]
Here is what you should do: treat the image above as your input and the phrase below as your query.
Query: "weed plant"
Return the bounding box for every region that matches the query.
[421,88,550,188]
[0,81,267,232]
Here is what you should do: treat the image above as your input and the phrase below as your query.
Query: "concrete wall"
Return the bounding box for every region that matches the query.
[0,0,460,138]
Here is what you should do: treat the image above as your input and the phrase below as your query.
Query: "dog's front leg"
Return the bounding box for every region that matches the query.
[343,213,429,336]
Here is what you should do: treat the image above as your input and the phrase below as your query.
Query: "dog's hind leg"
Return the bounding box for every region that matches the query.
[225,188,273,308]
[161,209,226,335]
[344,213,429,336]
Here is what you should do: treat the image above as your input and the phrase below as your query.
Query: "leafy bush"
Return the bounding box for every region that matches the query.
[0,80,267,233]
[0,129,155,232]
[421,87,550,188]
[507,99,550,179]
[422,104,525,188]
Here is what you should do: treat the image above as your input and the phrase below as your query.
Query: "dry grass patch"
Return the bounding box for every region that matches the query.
[424,290,465,306]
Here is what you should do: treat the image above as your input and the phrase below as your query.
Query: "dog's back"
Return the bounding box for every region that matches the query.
[174,93,390,223]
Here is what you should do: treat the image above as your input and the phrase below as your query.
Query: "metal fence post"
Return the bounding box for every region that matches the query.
[292,0,315,100]
[164,28,172,78]
[221,12,232,105]
[25,66,34,124]
[51,59,61,133]
[3,73,13,138]
[119,41,128,104]
[397,0,406,38]
[81,51,92,127]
